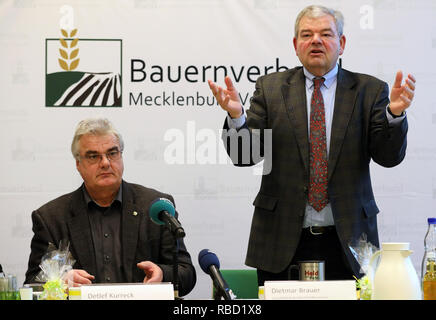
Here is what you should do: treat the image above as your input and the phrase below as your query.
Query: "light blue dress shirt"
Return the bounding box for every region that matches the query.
[227,64,405,227]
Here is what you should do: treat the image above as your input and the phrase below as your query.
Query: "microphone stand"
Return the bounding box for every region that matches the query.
[212,284,233,300]
[172,237,182,300]
[163,215,185,300]
[213,285,223,300]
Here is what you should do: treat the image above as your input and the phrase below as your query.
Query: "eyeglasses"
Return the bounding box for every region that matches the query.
[80,150,122,165]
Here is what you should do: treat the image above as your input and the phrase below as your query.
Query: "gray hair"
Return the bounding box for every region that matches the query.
[71,118,124,160]
[294,5,344,37]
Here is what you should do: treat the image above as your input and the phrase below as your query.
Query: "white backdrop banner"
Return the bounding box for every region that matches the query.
[0,0,435,299]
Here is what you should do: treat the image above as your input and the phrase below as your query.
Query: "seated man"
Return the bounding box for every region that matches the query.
[24,117,196,297]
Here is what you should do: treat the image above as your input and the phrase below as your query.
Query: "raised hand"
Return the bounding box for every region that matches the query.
[208,76,243,118]
[389,71,416,116]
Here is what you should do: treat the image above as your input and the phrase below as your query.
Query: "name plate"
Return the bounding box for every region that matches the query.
[79,283,174,300]
[264,280,357,300]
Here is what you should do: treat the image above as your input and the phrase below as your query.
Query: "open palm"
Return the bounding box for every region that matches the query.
[389,71,416,115]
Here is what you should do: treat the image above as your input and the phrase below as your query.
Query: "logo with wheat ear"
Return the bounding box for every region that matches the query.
[45,29,122,107]
[58,28,79,71]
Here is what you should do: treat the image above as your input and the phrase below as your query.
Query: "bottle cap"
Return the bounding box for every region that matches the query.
[428,218,436,224]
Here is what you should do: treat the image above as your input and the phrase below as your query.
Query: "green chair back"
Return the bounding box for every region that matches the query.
[212,269,258,299]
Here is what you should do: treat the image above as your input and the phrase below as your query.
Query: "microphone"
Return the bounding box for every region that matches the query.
[198,249,235,300]
[149,198,185,239]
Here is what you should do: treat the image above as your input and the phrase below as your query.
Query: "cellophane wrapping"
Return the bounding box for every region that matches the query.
[349,234,378,300]
[35,240,76,300]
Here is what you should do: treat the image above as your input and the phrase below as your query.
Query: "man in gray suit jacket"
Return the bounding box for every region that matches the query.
[208,5,416,284]
[25,118,196,297]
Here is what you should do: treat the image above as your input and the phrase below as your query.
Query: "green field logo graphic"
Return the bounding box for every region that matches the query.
[45,29,122,107]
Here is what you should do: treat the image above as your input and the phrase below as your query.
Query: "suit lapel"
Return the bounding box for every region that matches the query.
[121,182,142,282]
[282,68,310,172]
[328,68,358,181]
[67,186,97,277]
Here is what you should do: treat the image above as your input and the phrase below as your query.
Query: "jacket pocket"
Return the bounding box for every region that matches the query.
[253,193,278,211]
[362,199,379,218]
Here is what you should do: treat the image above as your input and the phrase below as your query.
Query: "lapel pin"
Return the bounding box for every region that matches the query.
[132,211,138,216]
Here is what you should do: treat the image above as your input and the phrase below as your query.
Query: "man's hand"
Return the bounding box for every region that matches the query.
[389,71,416,116]
[137,261,163,283]
[208,76,243,118]
[64,269,95,287]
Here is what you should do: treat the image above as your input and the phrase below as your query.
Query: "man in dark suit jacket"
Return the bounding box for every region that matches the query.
[208,5,416,284]
[25,118,196,297]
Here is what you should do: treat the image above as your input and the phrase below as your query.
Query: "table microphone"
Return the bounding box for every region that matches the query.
[149,198,185,239]
[198,249,235,300]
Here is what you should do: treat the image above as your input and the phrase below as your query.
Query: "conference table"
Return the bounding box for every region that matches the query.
[1,281,429,320]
